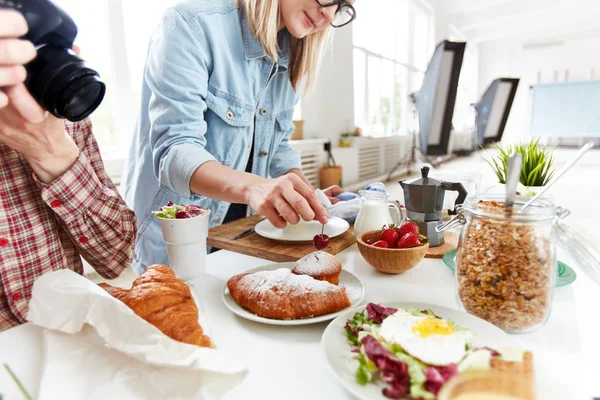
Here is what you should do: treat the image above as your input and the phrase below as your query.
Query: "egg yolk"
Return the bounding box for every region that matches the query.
[412,318,455,336]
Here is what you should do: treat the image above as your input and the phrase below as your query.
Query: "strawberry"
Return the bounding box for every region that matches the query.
[397,221,420,237]
[397,233,422,249]
[380,228,400,247]
[372,240,390,249]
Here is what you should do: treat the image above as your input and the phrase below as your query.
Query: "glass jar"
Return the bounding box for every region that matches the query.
[440,195,561,333]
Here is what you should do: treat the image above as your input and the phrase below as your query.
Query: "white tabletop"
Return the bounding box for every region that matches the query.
[1,243,599,400]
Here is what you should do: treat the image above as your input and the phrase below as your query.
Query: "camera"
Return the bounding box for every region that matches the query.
[0,0,106,121]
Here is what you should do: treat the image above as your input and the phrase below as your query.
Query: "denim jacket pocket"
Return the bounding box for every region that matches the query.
[205,89,254,127]
[205,89,254,166]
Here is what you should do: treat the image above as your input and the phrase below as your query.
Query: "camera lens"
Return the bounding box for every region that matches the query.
[25,45,106,122]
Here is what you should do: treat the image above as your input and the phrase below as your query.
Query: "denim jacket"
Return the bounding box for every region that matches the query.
[120,0,301,274]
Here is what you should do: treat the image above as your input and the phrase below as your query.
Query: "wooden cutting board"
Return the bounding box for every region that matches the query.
[207,215,356,262]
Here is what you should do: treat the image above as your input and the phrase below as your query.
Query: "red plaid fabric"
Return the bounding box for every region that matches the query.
[0,119,137,331]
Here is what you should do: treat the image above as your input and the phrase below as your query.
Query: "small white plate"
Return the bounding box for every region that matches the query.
[321,301,518,400]
[254,217,350,243]
[222,262,365,326]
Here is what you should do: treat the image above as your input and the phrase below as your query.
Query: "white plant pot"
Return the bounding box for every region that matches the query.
[521,185,552,198]
[479,182,552,199]
[158,210,210,281]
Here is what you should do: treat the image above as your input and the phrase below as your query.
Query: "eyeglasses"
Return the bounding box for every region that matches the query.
[316,0,356,28]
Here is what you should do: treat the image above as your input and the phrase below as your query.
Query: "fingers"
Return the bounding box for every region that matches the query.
[0,39,36,65]
[282,187,314,222]
[287,174,329,224]
[0,91,8,109]
[328,196,341,205]
[324,184,344,197]
[261,206,287,229]
[0,10,29,38]
[5,83,46,123]
[273,196,300,225]
[0,65,26,86]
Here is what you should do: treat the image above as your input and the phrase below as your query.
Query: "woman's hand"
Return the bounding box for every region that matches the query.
[323,184,345,204]
[0,100,79,183]
[0,9,48,123]
[245,173,329,228]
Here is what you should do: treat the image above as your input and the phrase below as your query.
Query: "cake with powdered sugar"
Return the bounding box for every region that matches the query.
[292,251,342,285]
[227,268,351,320]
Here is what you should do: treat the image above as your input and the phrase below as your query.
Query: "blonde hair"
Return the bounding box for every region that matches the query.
[235,0,331,91]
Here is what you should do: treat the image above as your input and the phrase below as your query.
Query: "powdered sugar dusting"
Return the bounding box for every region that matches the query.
[239,268,341,297]
[292,251,341,276]
[340,282,360,301]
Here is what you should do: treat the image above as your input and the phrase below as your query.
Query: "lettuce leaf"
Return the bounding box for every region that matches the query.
[356,353,378,385]
[361,336,410,399]
[345,312,367,346]
[152,205,178,219]
[388,344,435,400]
[405,308,438,318]
[366,303,398,323]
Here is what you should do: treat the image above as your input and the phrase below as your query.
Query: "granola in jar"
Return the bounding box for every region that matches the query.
[455,199,556,332]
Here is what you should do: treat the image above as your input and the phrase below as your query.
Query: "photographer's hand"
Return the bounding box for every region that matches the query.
[0,99,80,183]
[0,9,47,123]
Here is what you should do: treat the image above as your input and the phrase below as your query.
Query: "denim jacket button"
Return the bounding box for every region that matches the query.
[226,110,234,120]
[260,108,268,115]
[259,151,268,157]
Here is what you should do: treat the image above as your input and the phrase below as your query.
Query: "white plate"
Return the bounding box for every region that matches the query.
[321,301,518,400]
[222,262,365,326]
[254,217,350,242]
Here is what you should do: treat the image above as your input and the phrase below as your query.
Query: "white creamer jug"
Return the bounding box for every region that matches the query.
[354,190,406,239]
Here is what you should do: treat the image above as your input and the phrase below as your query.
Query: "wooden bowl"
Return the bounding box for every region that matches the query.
[357,230,430,274]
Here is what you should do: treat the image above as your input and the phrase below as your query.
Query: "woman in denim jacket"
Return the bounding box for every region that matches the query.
[121,0,356,273]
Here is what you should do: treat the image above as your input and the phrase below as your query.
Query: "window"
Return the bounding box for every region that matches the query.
[51,0,305,169]
[353,0,434,137]
[53,0,118,151]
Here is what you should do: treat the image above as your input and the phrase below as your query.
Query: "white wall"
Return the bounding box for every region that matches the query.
[478,36,600,144]
[301,0,456,145]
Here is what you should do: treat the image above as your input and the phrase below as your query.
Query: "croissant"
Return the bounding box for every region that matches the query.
[227,268,351,320]
[99,264,213,348]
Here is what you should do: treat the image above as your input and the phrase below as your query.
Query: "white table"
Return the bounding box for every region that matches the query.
[1,244,599,400]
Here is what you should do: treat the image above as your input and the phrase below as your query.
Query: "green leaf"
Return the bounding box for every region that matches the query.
[393,352,435,399]
[152,211,171,219]
[153,205,179,219]
[356,354,377,385]
[345,312,366,346]
[488,137,560,187]
[356,365,373,385]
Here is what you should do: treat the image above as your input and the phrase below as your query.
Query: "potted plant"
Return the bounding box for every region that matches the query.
[483,137,560,196]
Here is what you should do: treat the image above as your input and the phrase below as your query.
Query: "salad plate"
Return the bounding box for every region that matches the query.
[321,301,519,400]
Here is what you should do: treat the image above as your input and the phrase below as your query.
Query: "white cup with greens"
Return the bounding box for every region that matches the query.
[153,202,210,281]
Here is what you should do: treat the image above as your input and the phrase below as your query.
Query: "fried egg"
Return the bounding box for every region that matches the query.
[378,310,472,366]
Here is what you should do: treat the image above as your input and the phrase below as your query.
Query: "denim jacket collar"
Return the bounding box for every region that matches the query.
[241,12,290,70]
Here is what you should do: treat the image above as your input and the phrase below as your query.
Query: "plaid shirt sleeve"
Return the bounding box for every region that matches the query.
[32,120,137,279]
